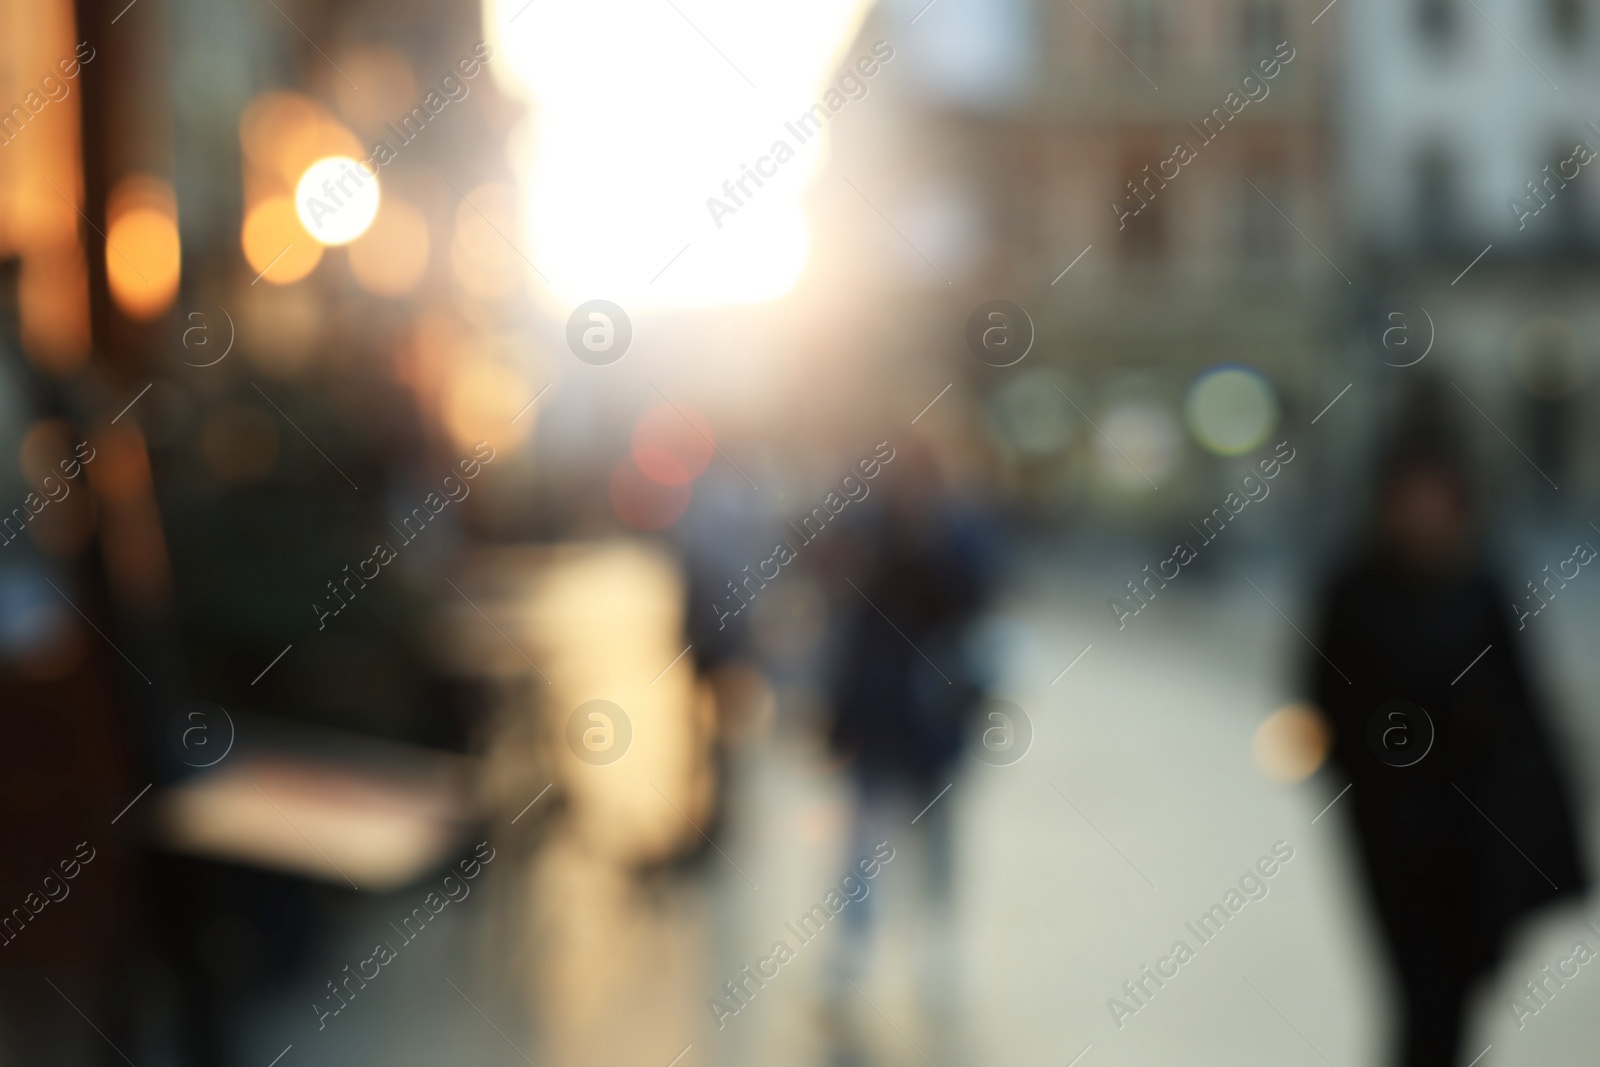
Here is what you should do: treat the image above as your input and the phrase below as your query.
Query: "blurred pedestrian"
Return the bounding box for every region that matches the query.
[1309,385,1587,1067]
[820,441,994,1064]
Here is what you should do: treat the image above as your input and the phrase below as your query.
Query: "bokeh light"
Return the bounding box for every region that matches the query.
[610,456,692,530]
[444,360,536,452]
[1252,704,1331,783]
[242,196,323,284]
[1184,366,1280,456]
[349,197,430,296]
[241,91,323,182]
[987,370,1074,456]
[631,403,714,487]
[1094,400,1183,490]
[295,156,381,246]
[105,175,180,320]
[240,91,363,190]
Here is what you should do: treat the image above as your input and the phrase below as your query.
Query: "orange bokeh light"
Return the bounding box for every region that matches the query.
[631,403,714,487]
[240,91,362,191]
[443,360,535,453]
[106,211,180,320]
[242,196,323,285]
[1252,704,1332,784]
[105,175,180,321]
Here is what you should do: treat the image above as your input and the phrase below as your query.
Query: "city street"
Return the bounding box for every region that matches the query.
[238,549,1600,1067]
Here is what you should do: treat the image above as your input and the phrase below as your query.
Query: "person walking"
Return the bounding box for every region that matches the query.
[1309,387,1587,1066]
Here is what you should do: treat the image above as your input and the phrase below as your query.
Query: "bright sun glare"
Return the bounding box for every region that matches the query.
[489,0,873,310]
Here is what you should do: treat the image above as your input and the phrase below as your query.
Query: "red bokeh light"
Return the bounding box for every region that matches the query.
[631,403,714,487]
[609,456,692,530]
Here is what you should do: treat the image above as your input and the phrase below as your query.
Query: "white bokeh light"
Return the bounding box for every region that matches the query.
[1184,366,1280,457]
[1096,401,1183,490]
[295,156,382,246]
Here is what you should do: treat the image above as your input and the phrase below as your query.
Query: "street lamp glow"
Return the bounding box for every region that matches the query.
[295,156,381,246]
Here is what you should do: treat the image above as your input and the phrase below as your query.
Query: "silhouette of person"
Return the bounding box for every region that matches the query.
[820,441,995,1063]
[1309,385,1586,1067]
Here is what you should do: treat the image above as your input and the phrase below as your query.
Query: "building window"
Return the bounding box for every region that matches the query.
[1548,0,1584,41]
[1414,144,1455,250]
[1240,0,1284,59]
[1417,0,1456,45]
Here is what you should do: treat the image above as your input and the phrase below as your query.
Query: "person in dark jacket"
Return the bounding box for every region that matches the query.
[826,441,992,805]
[821,440,994,1064]
[1310,390,1586,1067]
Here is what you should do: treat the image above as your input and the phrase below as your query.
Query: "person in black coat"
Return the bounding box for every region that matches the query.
[1310,399,1587,1067]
